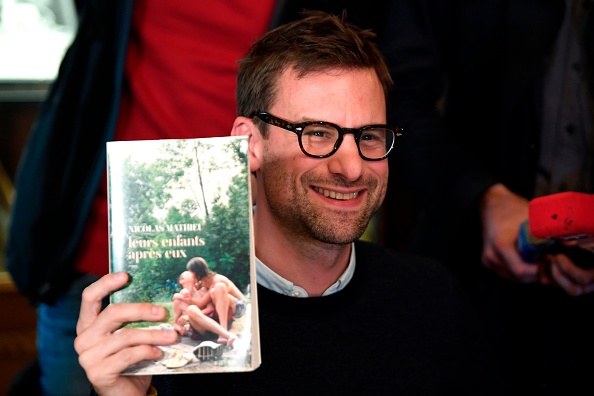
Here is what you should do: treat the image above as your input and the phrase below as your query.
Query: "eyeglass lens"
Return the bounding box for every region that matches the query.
[301,124,394,159]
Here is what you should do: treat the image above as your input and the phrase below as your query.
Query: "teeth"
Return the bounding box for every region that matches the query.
[314,187,359,200]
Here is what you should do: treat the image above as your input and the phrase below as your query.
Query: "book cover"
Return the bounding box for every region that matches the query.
[106,136,259,375]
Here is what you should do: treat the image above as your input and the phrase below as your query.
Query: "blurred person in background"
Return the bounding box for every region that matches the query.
[381,0,594,394]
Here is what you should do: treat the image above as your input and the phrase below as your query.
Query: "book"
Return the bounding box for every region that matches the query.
[106,136,259,375]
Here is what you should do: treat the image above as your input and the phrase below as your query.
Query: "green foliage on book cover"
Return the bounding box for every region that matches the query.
[108,137,251,319]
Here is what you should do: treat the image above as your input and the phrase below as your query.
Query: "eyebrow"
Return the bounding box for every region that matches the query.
[294,115,385,127]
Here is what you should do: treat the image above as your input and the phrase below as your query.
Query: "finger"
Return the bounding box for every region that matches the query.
[481,246,513,279]
[554,254,594,285]
[79,327,177,377]
[83,347,154,395]
[90,374,152,396]
[481,256,513,280]
[583,283,594,294]
[75,302,170,353]
[548,253,594,297]
[76,320,178,391]
[493,245,538,283]
[547,254,590,296]
[508,258,539,283]
[77,272,130,335]
[81,343,163,383]
[550,263,582,296]
[537,261,555,285]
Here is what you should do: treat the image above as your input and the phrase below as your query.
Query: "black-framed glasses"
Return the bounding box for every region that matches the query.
[251,112,402,161]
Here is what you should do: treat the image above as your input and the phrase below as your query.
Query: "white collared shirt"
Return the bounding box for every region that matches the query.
[255,242,356,297]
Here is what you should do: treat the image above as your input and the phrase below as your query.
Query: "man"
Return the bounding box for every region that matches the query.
[75,11,500,395]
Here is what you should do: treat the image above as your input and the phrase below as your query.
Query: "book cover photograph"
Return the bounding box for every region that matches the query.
[106,136,259,375]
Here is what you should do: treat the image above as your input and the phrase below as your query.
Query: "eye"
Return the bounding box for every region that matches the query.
[359,129,387,146]
[301,124,338,141]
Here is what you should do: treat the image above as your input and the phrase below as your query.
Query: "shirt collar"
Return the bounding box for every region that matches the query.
[255,242,356,297]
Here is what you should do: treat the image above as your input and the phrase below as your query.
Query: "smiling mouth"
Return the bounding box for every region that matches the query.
[313,186,359,200]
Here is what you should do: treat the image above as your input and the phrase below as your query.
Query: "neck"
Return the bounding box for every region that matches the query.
[254,207,352,297]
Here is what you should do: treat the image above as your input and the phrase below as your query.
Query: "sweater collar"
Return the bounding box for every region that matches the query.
[255,243,356,297]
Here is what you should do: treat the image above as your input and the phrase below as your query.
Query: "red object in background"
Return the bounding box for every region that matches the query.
[517,192,594,267]
[528,192,594,241]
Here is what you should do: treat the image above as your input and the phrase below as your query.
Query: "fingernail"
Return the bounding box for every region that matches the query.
[123,273,133,288]
[115,272,127,281]
[152,346,164,357]
[169,330,179,340]
[152,305,163,316]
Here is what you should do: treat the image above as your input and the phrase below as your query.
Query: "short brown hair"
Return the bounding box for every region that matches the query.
[236,10,393,136]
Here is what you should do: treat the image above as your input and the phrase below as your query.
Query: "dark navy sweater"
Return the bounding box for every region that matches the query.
[146,241,501,395]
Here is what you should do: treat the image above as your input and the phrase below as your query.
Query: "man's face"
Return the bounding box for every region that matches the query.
[258,67,388,244]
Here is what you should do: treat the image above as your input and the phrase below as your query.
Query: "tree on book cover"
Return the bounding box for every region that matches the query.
[106,136,259,374]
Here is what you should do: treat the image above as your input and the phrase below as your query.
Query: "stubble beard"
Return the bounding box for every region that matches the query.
[261,159,386,245]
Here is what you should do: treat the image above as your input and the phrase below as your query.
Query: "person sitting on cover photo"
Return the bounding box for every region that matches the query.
[173,257,245,347]
[171,267,238,347]
[185,257,247,331]
[172,271,214,328]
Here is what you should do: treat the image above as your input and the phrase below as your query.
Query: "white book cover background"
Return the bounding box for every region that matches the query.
[106,136,259,375]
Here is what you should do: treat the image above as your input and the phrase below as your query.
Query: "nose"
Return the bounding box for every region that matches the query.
[327,134,364,181]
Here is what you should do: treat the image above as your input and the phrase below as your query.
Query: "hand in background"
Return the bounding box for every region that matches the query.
[74,272,178,395]
[545,251,594,296]
[479,183,538,283]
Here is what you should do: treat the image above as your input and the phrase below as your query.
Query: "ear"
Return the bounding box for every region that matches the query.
[231,116,263,173]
